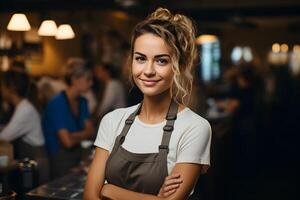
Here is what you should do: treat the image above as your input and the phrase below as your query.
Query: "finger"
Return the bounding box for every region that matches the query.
[164,184,180,192]
[164,174,180,182]
[164,189,177,197]
[165,174,180,181]
[164,178,183,186]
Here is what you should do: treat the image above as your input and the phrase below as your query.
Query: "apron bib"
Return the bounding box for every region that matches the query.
[105,100,178,195]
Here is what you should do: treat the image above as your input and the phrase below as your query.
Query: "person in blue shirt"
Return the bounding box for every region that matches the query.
[43,59,95,179]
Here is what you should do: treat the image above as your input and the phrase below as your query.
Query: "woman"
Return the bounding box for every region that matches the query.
[84,8,212,200]
[42,60,94,179]
[0,70,49,183]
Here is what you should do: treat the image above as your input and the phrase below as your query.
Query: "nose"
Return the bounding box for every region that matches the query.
[144,60,156,76]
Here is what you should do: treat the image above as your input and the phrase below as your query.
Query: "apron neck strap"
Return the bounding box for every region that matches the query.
[159,100,178,153]
[119,99,178,148]
[118,102,142,144]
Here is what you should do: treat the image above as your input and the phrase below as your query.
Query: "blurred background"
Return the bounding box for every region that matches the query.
[0,0,300,200]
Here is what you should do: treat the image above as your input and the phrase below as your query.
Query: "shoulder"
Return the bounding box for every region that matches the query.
[15,99,40,119]
[179,108,210,127]
[17,99,36,112]
[176,107,212,136]
[44,92,66,114]
[48,92,65,106]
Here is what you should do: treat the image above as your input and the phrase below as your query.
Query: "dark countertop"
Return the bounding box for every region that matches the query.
[26,170,86,200]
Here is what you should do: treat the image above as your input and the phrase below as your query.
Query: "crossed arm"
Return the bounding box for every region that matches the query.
[84,147,203,200]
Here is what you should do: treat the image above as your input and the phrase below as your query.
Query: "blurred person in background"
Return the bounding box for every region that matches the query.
[93,63,126,122]
[36,75,67,112]
[42,59,95,179]
[0,69,49,184]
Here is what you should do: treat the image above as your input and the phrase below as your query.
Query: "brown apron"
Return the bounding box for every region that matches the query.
[105,100,178,195]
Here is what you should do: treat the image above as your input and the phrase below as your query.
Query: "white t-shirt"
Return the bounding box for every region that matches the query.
[0,99,45,146]
[94,104,212,174]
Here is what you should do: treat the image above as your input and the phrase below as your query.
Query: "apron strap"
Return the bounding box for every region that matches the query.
[118,103,142,145]
[159,99,178,154]
[116,99,178,152]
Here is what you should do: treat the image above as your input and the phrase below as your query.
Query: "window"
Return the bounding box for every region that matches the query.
[197,35,221,83]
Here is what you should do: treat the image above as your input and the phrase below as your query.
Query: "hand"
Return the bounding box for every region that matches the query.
[158,174,183,197]
[101,184,111,199]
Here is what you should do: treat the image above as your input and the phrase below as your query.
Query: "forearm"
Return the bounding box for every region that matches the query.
[66,124,94,147]
[0,117,26,141]
[84,148,109,200]
[59,129,89,148]
[69,130,89,144]
[101,184,167,200]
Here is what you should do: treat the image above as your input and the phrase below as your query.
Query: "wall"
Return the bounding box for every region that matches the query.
[0,10,140,76]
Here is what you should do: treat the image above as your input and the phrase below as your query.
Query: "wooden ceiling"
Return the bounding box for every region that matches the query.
[1,0,300,32]
[1,0,300,19]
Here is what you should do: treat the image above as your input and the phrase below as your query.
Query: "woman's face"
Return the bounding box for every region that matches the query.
[132,33,174,97]
[73,75,93,94]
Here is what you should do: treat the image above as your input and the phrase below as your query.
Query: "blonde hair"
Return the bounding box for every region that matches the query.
[128,8,198,105]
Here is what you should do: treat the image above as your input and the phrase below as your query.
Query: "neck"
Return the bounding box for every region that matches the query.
[65,86,80,100]
[139,91,172,123]
[11,95,23,107]
[103,77,111,84]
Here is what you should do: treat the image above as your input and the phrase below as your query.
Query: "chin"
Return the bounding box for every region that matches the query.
[139,87,170,98]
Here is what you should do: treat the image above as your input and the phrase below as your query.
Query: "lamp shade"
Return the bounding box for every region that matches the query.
[38,20,57,36]
[7,13,31,31]
[55,24,75,40]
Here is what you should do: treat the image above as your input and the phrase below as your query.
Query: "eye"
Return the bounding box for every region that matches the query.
[134,56,146,63]
[156,58,169,66]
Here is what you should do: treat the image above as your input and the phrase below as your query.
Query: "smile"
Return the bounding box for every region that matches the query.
[140,79,160,86]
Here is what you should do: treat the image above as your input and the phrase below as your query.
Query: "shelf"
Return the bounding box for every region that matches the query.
[0,49,24,56]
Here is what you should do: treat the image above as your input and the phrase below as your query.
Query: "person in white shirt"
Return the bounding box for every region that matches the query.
[0,70,49,183]
[93,63,126,119]
[84,8,212,200]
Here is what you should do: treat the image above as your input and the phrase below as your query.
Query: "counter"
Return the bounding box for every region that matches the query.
[26,170,86,200]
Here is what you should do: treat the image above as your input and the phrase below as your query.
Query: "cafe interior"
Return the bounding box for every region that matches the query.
[0,0,299,199]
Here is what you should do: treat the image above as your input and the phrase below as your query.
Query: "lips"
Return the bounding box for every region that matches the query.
[140,78,160,86]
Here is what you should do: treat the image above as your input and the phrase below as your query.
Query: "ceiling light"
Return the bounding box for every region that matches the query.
[280,44,289,53]
[55,24,75,40]
[7,13,31,31]
[38,20,57,36]
[272,43,280,53]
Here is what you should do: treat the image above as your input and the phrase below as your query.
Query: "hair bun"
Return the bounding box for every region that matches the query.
[148,7,173,21]
[173,14,184,22]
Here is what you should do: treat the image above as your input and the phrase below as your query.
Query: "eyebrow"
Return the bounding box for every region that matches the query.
[134,52,171,58]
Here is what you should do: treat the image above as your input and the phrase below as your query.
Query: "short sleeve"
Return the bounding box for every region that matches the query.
[94,112,115,152]
[176,119,212,172]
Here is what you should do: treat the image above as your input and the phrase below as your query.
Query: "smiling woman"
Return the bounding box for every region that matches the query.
[84,7,212,200]
[132,33,174,97]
